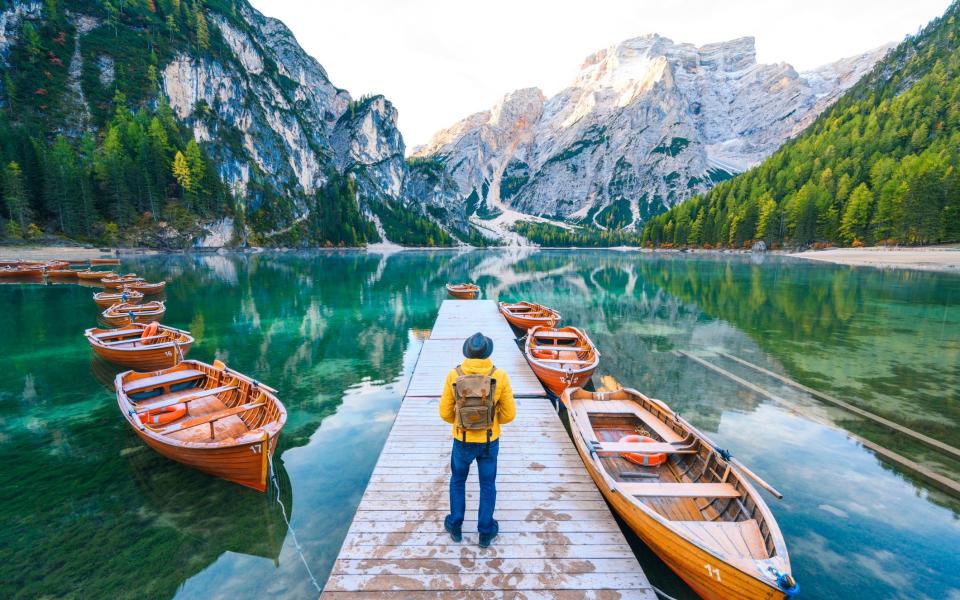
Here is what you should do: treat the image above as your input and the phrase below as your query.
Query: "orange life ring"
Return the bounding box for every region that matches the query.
[619,434,668,467]
[532,348,558,360]
[139,403,187,426]
[141,321,159,340]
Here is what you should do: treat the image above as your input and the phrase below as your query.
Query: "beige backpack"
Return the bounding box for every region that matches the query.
[452,365,498,442]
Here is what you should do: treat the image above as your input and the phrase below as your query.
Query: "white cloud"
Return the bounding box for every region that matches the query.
[249,0,952,148]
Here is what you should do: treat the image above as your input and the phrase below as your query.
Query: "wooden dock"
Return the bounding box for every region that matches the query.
[322,300,655,599]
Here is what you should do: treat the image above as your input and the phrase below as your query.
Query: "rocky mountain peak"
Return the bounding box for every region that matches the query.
[416,33,891,236]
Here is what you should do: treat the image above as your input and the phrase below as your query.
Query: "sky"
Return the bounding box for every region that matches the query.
[249,0,952,149]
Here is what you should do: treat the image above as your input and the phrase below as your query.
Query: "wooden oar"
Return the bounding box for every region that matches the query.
[676,414,784,499]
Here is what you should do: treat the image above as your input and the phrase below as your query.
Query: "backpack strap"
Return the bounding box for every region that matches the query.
[455,366,465,376]
[487,366,497,376]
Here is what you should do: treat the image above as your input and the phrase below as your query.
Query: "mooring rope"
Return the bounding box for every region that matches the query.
[268,454,322,593]
[650,584,679,600]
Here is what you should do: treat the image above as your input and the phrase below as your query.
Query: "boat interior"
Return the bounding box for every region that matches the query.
[504,302,558,319]
[106,301,163,315]
[569,392,777,563]
[90,326,186,349]
[529,329,596,368]
[122,365,278,445]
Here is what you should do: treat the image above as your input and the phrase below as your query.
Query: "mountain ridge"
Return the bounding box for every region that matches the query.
[413,34,892,239]
[642,0,960,249]
[0,0,461,248]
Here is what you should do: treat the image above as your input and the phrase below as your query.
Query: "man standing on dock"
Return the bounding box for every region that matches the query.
[439,332,516,548]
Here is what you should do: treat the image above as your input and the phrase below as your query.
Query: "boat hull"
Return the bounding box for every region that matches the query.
[90,341,191,371]
[0,267,43,277]
[446,285,479,299]
[568,425,786,600]
[103,278,143,289]
[77,270,114,280]
[127,281,166,295]
[529,361,594,396]
[116,360,287,492]
[94,292,144,309]
[499,302,561,331]
[524,326,599,397]
[101,302,165,327]
[130,424,279,491]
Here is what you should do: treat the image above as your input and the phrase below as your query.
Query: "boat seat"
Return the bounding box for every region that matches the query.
[155,401,264,435]
[616,482,742,498]
[533,345,592,351]
[579,399,684,443]
[99,334,170,347]
[533,331,579,339]
[134,385,238,413]
[672,520,768,560]
[532,358,595,364]
[594,441,696,454]
[92,328,141,339]
[124,370,206,394]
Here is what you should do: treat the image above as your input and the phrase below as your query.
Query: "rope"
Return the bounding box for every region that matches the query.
[268,453,322,593]
[650,584,679,600]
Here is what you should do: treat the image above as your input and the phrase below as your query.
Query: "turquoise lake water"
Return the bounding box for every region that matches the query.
[0,250,957,599]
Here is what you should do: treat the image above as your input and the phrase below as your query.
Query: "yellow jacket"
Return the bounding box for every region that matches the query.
[439,358,516,442]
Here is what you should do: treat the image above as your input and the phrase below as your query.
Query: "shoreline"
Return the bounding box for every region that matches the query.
[789,246,960,273]
[4,243,959,274]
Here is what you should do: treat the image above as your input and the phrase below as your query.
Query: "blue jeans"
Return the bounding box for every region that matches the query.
[445,438,499,535]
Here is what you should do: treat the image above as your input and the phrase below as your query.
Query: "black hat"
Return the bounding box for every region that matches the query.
[463,332,493,359]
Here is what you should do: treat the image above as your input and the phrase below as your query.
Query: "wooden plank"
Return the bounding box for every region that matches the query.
[346,520,621,534]
[333,544,639,560]
[614,482,742,498]
[322,591,655,600]
[323,300,650,598]
[351,509,616,521]
[332,557,641,574]
[593,442,695,454]
[325,572,653,592]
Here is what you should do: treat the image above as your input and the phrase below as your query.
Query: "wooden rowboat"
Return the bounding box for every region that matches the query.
[115,360,287,492]
[91,257,120,265]
[499,301,562,331]
[93,289,145,309]
[0,266,44,277]
[102,274,144,289]
[524,325,600,396]
[101,300,165,327]
[561,387,798,600]
[85,323,193,370]
[446,283,479,299]
[46,268,79,278]
[77,269,115,280]
[124,280,166,295]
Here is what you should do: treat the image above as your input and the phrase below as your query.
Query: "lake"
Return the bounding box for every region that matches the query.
[0,250,957,599]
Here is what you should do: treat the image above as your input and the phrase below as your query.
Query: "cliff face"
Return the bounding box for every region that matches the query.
[415,35,891,231]
[0,0,439,247]
[159,3,407,226]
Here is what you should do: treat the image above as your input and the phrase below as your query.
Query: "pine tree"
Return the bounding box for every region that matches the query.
[195,9,209,51]
[172,150,191,195]
[44,135,79,233]
[4,162,31,232]
[840,183,874,244]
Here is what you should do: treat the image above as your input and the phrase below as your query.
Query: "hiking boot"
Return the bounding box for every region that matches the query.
[478,520,499,548]
[443,515,462,543]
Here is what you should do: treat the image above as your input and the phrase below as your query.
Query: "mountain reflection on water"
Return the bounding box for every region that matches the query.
[0,249,956,600]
